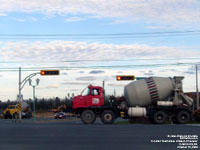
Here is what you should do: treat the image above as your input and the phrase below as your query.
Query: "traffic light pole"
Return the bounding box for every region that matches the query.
[18,67,40,122]
[18,69,59,122]
[18,67,22,122]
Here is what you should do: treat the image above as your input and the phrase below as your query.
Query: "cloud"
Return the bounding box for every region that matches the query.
[65,17,85,22]
[66,89,81,92]
[47,85,59,88]
[144,70,154,76]
[117,71,123,73]
[184,71,195,75]
[107,83,127,87]
[76,76,97,81]
[79,71,85,74]
[14,17,38,22]
[61,72,68,75]
[62,82,89,85]
[89,70,105,74]
[0,0,199,25]
[183,66,200,75]
[0,13,6,16]
[39,84,59,89]
[0,41,200,62]
[14,18,26,22]
[145,25,173,30]
[76,75,113,81]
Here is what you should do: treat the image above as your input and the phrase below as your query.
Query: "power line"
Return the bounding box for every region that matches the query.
[1,30,200,36]
[0,30,199,39]
[0,33,199,39]
[0,57,199,63]
[0,62,198,72]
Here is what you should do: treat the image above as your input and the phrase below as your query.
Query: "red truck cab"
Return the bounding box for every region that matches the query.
[73,85,104,109]
[71,85,117,124]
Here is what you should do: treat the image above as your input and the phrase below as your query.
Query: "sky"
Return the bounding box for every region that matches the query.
[0,0,200,101]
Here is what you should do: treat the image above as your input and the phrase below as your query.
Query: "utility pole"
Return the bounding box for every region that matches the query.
[196,65,199,110]
[18,67,22,122]
[102,80,105,90]
[103,80,105,101]
[114,89,116,97]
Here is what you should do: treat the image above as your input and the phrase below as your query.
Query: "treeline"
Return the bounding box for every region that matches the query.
[0,95,123,111]
[0,97,73,111]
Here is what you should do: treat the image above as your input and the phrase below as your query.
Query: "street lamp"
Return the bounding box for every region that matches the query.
[29,78,40,121]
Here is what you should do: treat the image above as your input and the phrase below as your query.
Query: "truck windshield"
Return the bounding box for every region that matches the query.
[81,87,90,96]
[8,106,15,109]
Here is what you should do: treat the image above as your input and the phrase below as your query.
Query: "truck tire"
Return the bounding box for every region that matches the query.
[13,113,18,119]
[101,110,115,124]
[81,110,96,124]
[6,111,12,119]
[26,112,32,119]
[153,111,167,124]
[176,110,190,124]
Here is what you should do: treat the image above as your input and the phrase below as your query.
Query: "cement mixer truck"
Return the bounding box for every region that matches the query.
[67,76,193,124]
[3,101,32,119]
[124,76,193,124]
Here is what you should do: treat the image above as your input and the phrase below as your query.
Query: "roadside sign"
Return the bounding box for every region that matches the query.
[17,101,22,111]
[17,94,23,100]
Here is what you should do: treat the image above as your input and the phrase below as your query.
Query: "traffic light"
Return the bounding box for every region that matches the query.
[40,70,60,75]
[116,75,135,81]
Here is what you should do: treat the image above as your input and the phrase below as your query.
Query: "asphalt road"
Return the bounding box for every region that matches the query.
[0,119,199,150]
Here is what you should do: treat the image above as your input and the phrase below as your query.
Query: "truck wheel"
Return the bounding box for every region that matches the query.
[153,111,167,124]
[176,111,190,124]
[27,113,32,119]
[13,113,18,119]
[81,110,96,124]
[101,110,115,124]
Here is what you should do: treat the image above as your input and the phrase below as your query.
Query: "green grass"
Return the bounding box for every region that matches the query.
[188,121,200,124]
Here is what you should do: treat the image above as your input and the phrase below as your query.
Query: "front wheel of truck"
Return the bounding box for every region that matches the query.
[81,110,96,124]
[101,110,115,124]
[176,110,190,124]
